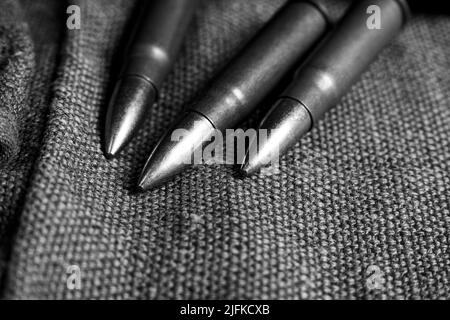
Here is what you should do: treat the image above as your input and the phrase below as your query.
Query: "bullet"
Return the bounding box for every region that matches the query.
[241,0,410,175]
[104,0,199,158]
[137,1,353,190]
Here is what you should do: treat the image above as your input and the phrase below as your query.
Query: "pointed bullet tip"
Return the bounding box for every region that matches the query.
[240,162,258,177]
[103,126,126,160]
[103,140,120,159]
[239,143,258,176]
[104,152,115,160]
[136,175,147,191]
[103,76,157,160]
[240,166,250,177]
[135,183,145,193]
[136,176,160,192]
[136,170,165,192]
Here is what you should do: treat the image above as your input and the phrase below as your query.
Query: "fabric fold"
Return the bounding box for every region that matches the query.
[0,0,63,292]
[0,2,34,164]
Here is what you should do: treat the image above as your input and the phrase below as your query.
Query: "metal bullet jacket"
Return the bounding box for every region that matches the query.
[138,0,353,190]
[242,0,410,175]
[104,0,199,158]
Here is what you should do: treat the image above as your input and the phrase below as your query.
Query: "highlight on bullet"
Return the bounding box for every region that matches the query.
[103,0,199,158]
[136,0,349,190]
[103,76,157,158]
[241,0,410,176]
[137,123,288,190]
[137,112,216,191]
[240,98,312,175]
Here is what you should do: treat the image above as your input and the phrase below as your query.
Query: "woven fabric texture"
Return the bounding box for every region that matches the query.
[0,0,449,299]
